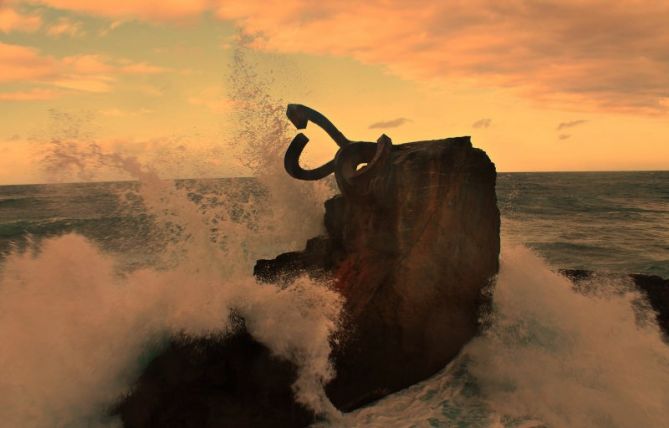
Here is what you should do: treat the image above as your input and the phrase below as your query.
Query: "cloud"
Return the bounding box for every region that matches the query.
[61,54,113,74]
[119,62,167,74]
[29,0,211,21]
[556,120,587,141]
[0,42,169,94]
[188,86,234,113]
[98,19,126,36]
[52,76,115,92]
[0,88,59,101]
[0,7,42,33]
[99,107,154,117]
[369,117,411,129]
[47,17,85,37]
[472,118,492,129]
[136,84,163,97]
[212,1,669,114]
[557,120,587,130]
[0,42,57,82]
[19,1,669,114]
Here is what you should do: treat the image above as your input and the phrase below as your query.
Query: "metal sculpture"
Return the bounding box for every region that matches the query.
[284,104,393,198]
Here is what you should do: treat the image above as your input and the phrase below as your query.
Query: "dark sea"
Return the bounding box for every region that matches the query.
[1,171,668,427]
[2,172,667,277]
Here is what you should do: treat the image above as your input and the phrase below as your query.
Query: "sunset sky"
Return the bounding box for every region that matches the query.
[1,0,668,184]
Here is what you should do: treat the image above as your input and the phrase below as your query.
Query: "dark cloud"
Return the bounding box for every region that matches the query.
[472,118,492,129]
[369,117,411,129]
[558,134,571,140]
[557,120,587,130]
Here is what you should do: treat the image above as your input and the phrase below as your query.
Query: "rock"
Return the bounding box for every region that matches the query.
[561,269,669,337]
[257,136,501,410]
[116,136,501,426]
[115,331,315,428]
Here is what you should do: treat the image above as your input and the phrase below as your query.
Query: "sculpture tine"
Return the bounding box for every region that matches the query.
[284,105,392,191]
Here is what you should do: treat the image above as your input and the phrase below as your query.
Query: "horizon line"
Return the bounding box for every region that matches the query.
[0,169,667,187]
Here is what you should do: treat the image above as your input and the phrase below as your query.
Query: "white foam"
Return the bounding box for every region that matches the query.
[344,245,669,427]
[0,42,342,427]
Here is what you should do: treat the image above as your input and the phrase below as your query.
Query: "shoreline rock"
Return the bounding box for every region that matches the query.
[257,136,501,410]
[118,136,500,426]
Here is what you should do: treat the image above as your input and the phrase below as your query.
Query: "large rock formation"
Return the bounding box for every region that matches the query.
[256,136,500,410]
[117,107,501,426]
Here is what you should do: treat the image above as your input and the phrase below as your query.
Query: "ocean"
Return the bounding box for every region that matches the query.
[1,171,668,427]
[2,172,667,277]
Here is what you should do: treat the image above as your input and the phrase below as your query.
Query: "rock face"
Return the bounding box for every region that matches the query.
[256,136,501,410]
[115,332,314,428]
[117,136,501,426]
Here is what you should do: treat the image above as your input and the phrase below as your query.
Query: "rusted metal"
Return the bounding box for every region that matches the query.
[284,104,393,193]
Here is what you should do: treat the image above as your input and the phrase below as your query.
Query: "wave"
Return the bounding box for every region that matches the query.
[0,44,342,427]
[344,245,669,427]
[4,228,667,427]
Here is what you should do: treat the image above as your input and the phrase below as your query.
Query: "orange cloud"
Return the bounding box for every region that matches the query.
[0,42,56,81]
[99,107,154,117]
[0,6,42,33]
[28,0,211,21]
[119,62,168,74]
[46,16,85,37]
[212,0,669,114]
[0,88,59,101]
[13,0,669,114]
[61,54,113,74]
[187,86,233,113]
[52,75,114,93]
[0,42,169,95]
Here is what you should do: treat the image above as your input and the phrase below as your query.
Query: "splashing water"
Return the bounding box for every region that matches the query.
[344,245,669,428]
[0,235,342,427]
[0,44,342,427]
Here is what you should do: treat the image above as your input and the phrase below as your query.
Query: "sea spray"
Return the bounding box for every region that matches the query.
[345,244,669,427]
[0,234,342,427]
[0,150,344,426]
[468,245,669,427]
[0,43,343,427]
[226,38,335,254]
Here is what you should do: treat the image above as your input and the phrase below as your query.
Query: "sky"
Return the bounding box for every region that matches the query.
[0,0,668,184]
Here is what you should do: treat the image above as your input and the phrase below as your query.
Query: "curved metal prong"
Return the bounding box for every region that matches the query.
[334,134,393,198]
[286,104,350,148]
[284,133,336,180]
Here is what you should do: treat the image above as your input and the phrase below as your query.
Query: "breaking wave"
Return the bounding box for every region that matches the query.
[0,43,341,427]
[345,244,669,428]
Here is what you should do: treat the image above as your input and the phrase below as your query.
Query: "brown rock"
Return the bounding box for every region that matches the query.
[118,136,501,426]
[257,136,501,410]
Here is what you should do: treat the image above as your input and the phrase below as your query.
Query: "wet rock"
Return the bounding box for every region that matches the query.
[115,331,315,428]
[257,136,501,410]
[117,136,501,426]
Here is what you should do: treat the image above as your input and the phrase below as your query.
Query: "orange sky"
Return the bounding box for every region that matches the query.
[1,0,668,184]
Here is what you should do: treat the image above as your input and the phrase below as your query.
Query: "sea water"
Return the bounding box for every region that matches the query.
[2,172,667,277]
[0,171,667,428]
